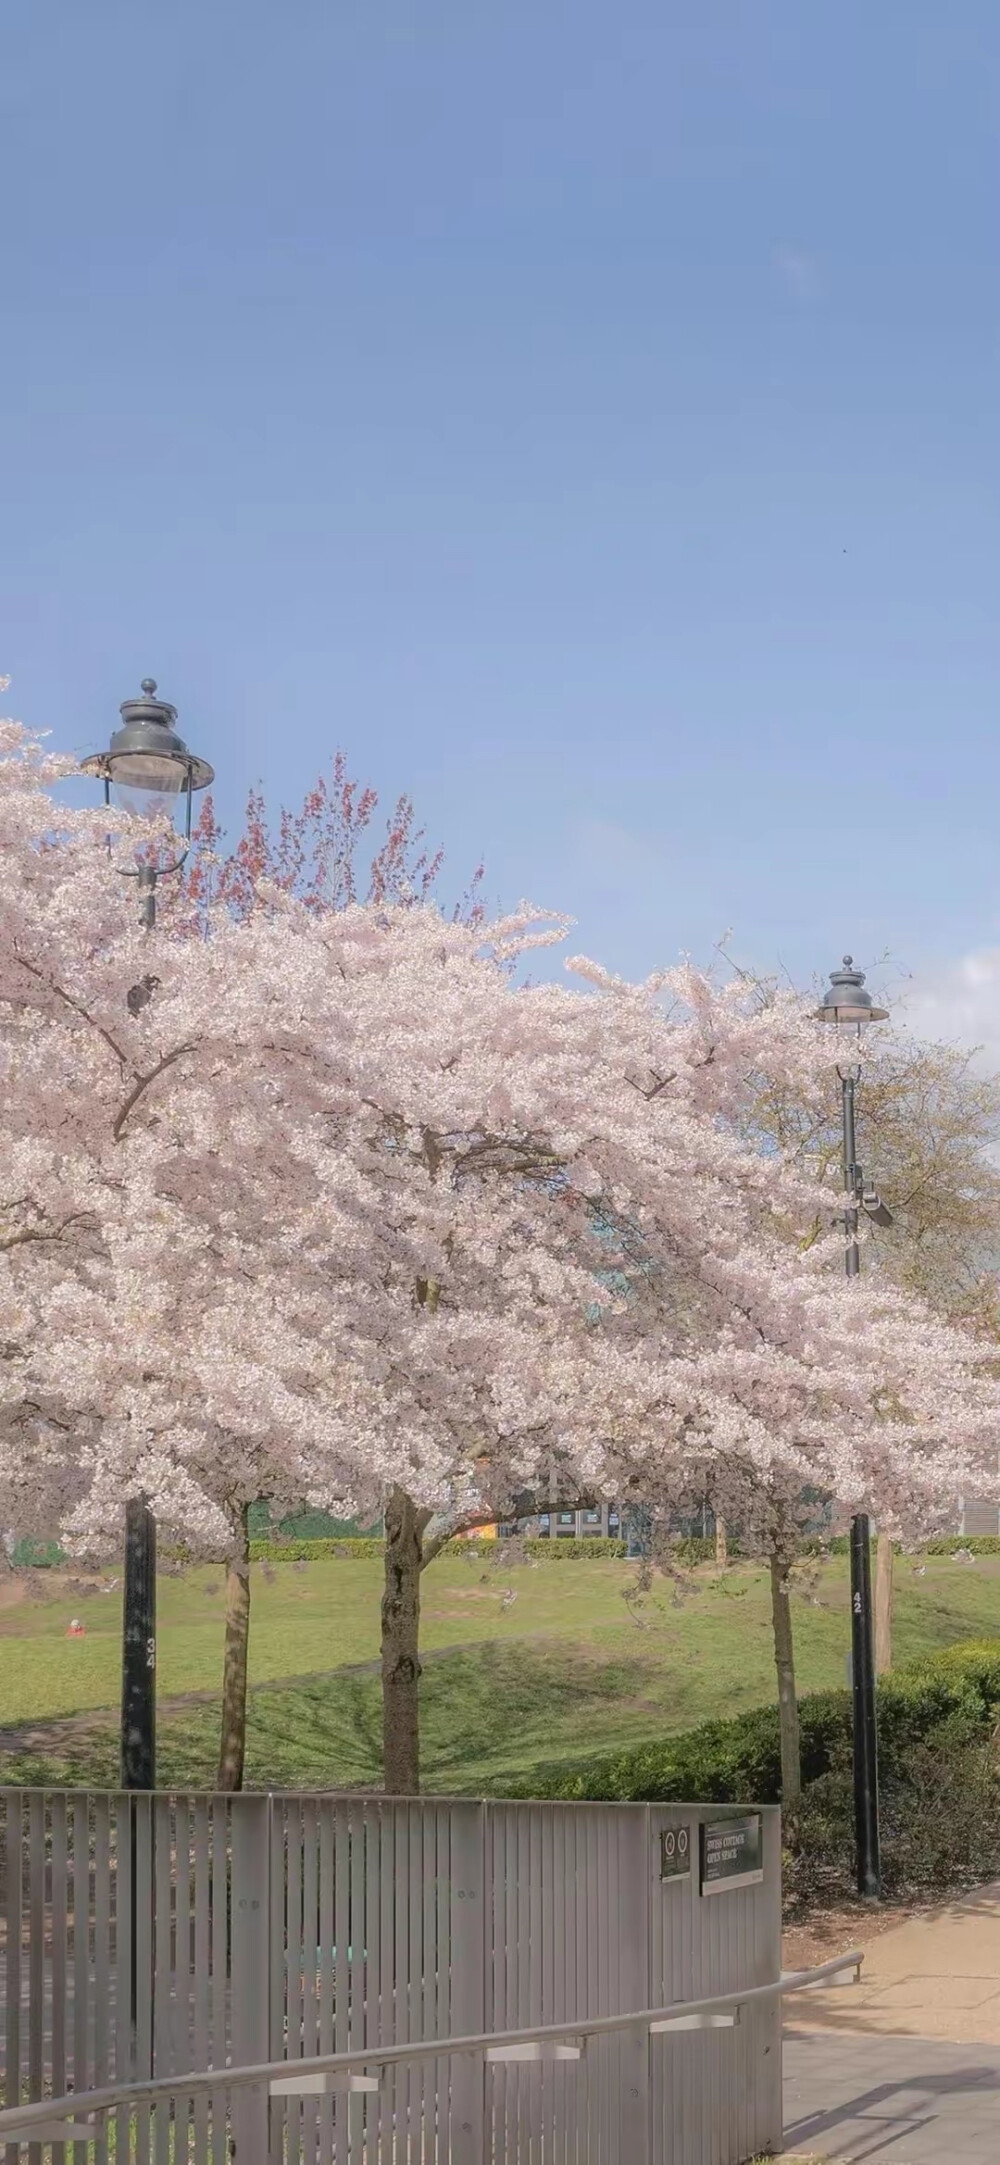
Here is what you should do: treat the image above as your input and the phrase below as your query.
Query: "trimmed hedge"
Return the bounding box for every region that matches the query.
[249,1537,385,1561]
[15,1529,1000,1570]
[497,1640,1000,1806]
[922,1534,1000,1556]
[246,1535,632,1564]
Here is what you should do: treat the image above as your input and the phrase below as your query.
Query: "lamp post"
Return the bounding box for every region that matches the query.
[817,956,890,1901]
[81,681,214,1791]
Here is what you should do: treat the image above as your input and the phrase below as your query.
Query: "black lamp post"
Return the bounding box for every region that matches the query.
[81,681,214,1791]
[817,956,890,1901]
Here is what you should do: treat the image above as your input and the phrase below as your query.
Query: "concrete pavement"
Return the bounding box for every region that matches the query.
[782,1883,1000,2160]
[790,1881,1000,2044]
[784,2031,1000,2162]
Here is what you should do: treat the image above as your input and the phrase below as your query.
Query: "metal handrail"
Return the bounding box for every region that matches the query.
[0,1949,862,2140]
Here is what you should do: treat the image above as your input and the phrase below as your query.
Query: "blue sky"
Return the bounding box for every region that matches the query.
[2,3,998,1026]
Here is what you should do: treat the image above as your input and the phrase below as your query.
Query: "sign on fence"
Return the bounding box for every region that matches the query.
[658,1824,691,1880]
[699,1812,765,1895]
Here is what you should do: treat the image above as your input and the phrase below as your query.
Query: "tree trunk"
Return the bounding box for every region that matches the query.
[715,1518,728,1571]
[769,1549,801,1806]
[382,1488,425,1796]
[875,1531,894,1676]
[218,1503,251,1792]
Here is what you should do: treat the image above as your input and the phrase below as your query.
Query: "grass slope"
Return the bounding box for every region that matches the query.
[1,1552,998,1790]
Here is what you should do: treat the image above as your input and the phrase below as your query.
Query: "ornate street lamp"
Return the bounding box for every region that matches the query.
[81,681,214,1791]
[81,678,214,930]
[817,955,891,1900]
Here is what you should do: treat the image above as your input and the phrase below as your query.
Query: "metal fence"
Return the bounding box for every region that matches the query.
[0,1789,783,2164]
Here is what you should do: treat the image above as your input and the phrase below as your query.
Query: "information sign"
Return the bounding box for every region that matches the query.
[658,1824,692,1880]
[699,1814,764,1895]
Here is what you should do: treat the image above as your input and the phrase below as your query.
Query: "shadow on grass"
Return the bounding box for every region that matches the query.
[0,1639,661,1793]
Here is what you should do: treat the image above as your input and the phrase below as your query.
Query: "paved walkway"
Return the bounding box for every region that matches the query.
[784,2032,1000,2161]
[781,1883,1000,2160]
[791,1882,1000,2043]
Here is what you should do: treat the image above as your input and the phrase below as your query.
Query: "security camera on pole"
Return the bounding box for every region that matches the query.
[816,956,892,1901]
[81,682,214,1792]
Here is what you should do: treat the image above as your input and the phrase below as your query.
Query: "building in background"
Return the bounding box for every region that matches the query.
[957,1498,1000,1536]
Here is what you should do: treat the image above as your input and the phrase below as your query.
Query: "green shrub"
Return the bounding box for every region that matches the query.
[501,1637,1000,1908]
[9,1538,65,1568]
[517,1537,628,1560]
[501,1640,1000,1807]
[246,1534,633,1563]
[921,1534,1000,1556]
[248,1537,385,1562]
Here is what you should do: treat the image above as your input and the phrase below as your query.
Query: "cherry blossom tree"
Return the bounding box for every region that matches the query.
[176,753,482,927]
[4,699,999,1803]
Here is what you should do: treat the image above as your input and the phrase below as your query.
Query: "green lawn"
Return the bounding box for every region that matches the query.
[1,1550,998,1791]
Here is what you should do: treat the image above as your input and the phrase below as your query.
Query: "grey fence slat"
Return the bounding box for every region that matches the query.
[382,1807,398,2165]
[112,1799,131,2164]
[565,1811,581,2165]
[192,1802,211,2165]
[348,1803,368,2165]
[540,1807,556,2165]
[267,1800,285,2165]
[353,1804,370,2156]
[449,1806,483,2165]
[500,1808,513,2165]
[49,1793,68,2165]
[514,1808,529,2165]
[599,1810,612,2165]
[209,1803,227,2165]
[91,1797,111,2099]
[503,1806,518,2165]
[173,1800,192,2162]
[285,1800,303,2165]
[300,1798,320,2163]
[421,1806,438,2165]
[437,1805,452,2165]
[26,1792,44,2165]
[405,1804,422,2162]
[332,1806,350,2165]
[526,1806,542,2165]
[152,1797,172,2165]
[483,1809,497,2165]
[551,1813,566,2165]
[394,1807,411,2165]
[230,1798,270,2165]
[375,1804,395,2165]
[415,1802,430,2165]
[412,1802,426,2162]
[70,1798,89,2165]
[136,1797,155,2165]
[409,1803,426,2165]
[317,1801,335,2165]
[4,1795,23,2165]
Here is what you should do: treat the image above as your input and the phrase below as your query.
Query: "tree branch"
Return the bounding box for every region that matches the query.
[420,1488,598,1569]
[12,953,131,1073]
[113,1044,199,1140]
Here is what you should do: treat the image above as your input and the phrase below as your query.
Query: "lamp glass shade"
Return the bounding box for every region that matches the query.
[821,997,889,1025]
[109,749,186,793]
[109,750,187,823]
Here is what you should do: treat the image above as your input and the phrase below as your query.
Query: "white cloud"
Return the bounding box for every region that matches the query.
[900,948,1000,1071]
[773,245,825,302]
